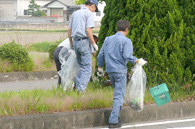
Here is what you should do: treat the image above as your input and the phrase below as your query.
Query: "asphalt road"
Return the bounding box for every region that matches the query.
[0,79,58,92]
[86,117,195,129]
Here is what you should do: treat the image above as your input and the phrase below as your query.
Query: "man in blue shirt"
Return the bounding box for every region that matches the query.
[68,0,99,94]
[54,35,98,89]
[97,20,147,128]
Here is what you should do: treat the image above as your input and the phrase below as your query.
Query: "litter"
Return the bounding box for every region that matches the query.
[125,64,147,112]
[58,47,78,91]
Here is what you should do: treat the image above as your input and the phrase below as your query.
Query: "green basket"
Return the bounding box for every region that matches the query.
[149,83,171,106]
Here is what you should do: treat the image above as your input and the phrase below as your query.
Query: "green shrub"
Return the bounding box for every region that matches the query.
[39,11,47,17]
[27,41,53,52]
[0,41,34,71]
[48,39,64,61]
[97,0,195,90]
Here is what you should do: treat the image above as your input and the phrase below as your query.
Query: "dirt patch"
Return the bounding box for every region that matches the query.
[0,31,67,45]
[0,31,99,45]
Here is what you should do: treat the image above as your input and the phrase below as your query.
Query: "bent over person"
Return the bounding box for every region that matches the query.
[54,35,98,88]
[68,0,99,94]
[97,20,147,128]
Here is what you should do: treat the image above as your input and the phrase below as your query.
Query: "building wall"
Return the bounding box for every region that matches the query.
[0,0,17,20]
[17,0,51,16]
[94,1,105,22]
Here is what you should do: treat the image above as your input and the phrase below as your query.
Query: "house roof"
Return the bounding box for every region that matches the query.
[44,0,73,7]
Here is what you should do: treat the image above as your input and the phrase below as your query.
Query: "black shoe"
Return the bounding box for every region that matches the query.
[108,117,122,128]
[108,122,122,128]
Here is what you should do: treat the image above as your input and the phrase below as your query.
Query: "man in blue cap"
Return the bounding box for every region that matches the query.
[68,0,99,94]
[97,20,147,128]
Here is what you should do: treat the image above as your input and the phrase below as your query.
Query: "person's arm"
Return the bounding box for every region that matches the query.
[86,28,96,44]
[68,28,73,44]
[68,28,74,49]
[92,53,96,58]
[86,28,98,50]
[123,39,138,64]
[97,40,106,67]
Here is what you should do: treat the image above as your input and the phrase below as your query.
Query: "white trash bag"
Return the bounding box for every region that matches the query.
[58,47,78,91]
[125,64,147,112]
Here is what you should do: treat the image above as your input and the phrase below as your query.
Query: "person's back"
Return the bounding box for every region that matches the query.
[70,7,94,39]
[102,33,136,73]
[98,32,137,74]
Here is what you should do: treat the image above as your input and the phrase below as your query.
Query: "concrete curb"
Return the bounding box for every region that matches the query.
[0,101,195,129]
[0,71,58,82]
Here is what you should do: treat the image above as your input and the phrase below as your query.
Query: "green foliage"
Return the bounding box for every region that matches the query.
[0,41,34,71]
[27,41,53,52]
[39,11,47,17]
[74,0,86,5]
[28,0,41,16]
[48,39,64,61]
[74,0,104,5]
[98,0,195,90]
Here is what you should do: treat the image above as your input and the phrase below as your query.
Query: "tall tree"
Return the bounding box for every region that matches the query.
[28,0,41,16]
[97,0,195,91]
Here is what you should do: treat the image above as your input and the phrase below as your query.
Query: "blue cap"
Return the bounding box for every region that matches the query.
[87,0,99,12]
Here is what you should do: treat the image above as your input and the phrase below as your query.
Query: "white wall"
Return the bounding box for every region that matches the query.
[47,1,67,10]
[0,0,17,20]
[94,1,105,22]
[17,0,51,16]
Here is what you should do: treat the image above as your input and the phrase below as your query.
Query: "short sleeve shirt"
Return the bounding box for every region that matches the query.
[69,7,94,39]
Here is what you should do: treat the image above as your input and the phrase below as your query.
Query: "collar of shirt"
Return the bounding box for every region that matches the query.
[82,7,89,10]
[116,32,125,36]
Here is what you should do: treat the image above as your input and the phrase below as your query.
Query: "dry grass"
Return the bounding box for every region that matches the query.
[29,52,56,71]
[0,86,114,116]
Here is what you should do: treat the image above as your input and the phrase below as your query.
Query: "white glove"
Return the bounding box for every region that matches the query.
[92,43,98,51]
[137,58,147,66]
[97,67,104,77]
[70,43,74,50]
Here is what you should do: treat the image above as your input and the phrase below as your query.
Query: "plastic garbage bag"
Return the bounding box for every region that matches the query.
[58,47,78,91]
[125,64,147,112]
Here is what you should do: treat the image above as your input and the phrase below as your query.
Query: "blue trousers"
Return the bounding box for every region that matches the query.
[108,72,127,124]
[54,46,63,85]
[73,39,92,92]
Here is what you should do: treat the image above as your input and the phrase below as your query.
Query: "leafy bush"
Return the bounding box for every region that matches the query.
[98,0,195,90]
[39,11,47,17]
[27,41,53,52]
[48,39,64,61]
[0,41,34,71]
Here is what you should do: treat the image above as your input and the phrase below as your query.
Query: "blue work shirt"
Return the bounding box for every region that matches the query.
[69,7,94,39]
[97,32,138,74]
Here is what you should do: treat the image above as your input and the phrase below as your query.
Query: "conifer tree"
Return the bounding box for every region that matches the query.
[97,0,195,90]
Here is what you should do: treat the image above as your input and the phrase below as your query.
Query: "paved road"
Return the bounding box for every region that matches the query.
[0,79,58,92]
[86,117,195,129]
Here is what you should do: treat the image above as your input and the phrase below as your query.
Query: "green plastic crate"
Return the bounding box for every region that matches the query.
[149,83,171,106]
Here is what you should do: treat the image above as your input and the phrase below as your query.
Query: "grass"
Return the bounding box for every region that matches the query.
[29,52,56,71]
[0,81,194,117]
[0,82,114,117]
[0,59,14,72]
[25,41,53,52]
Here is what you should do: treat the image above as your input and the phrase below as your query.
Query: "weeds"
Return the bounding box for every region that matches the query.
[0,80,194,117]
[26,41,53,52]
[0,82,114,117]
